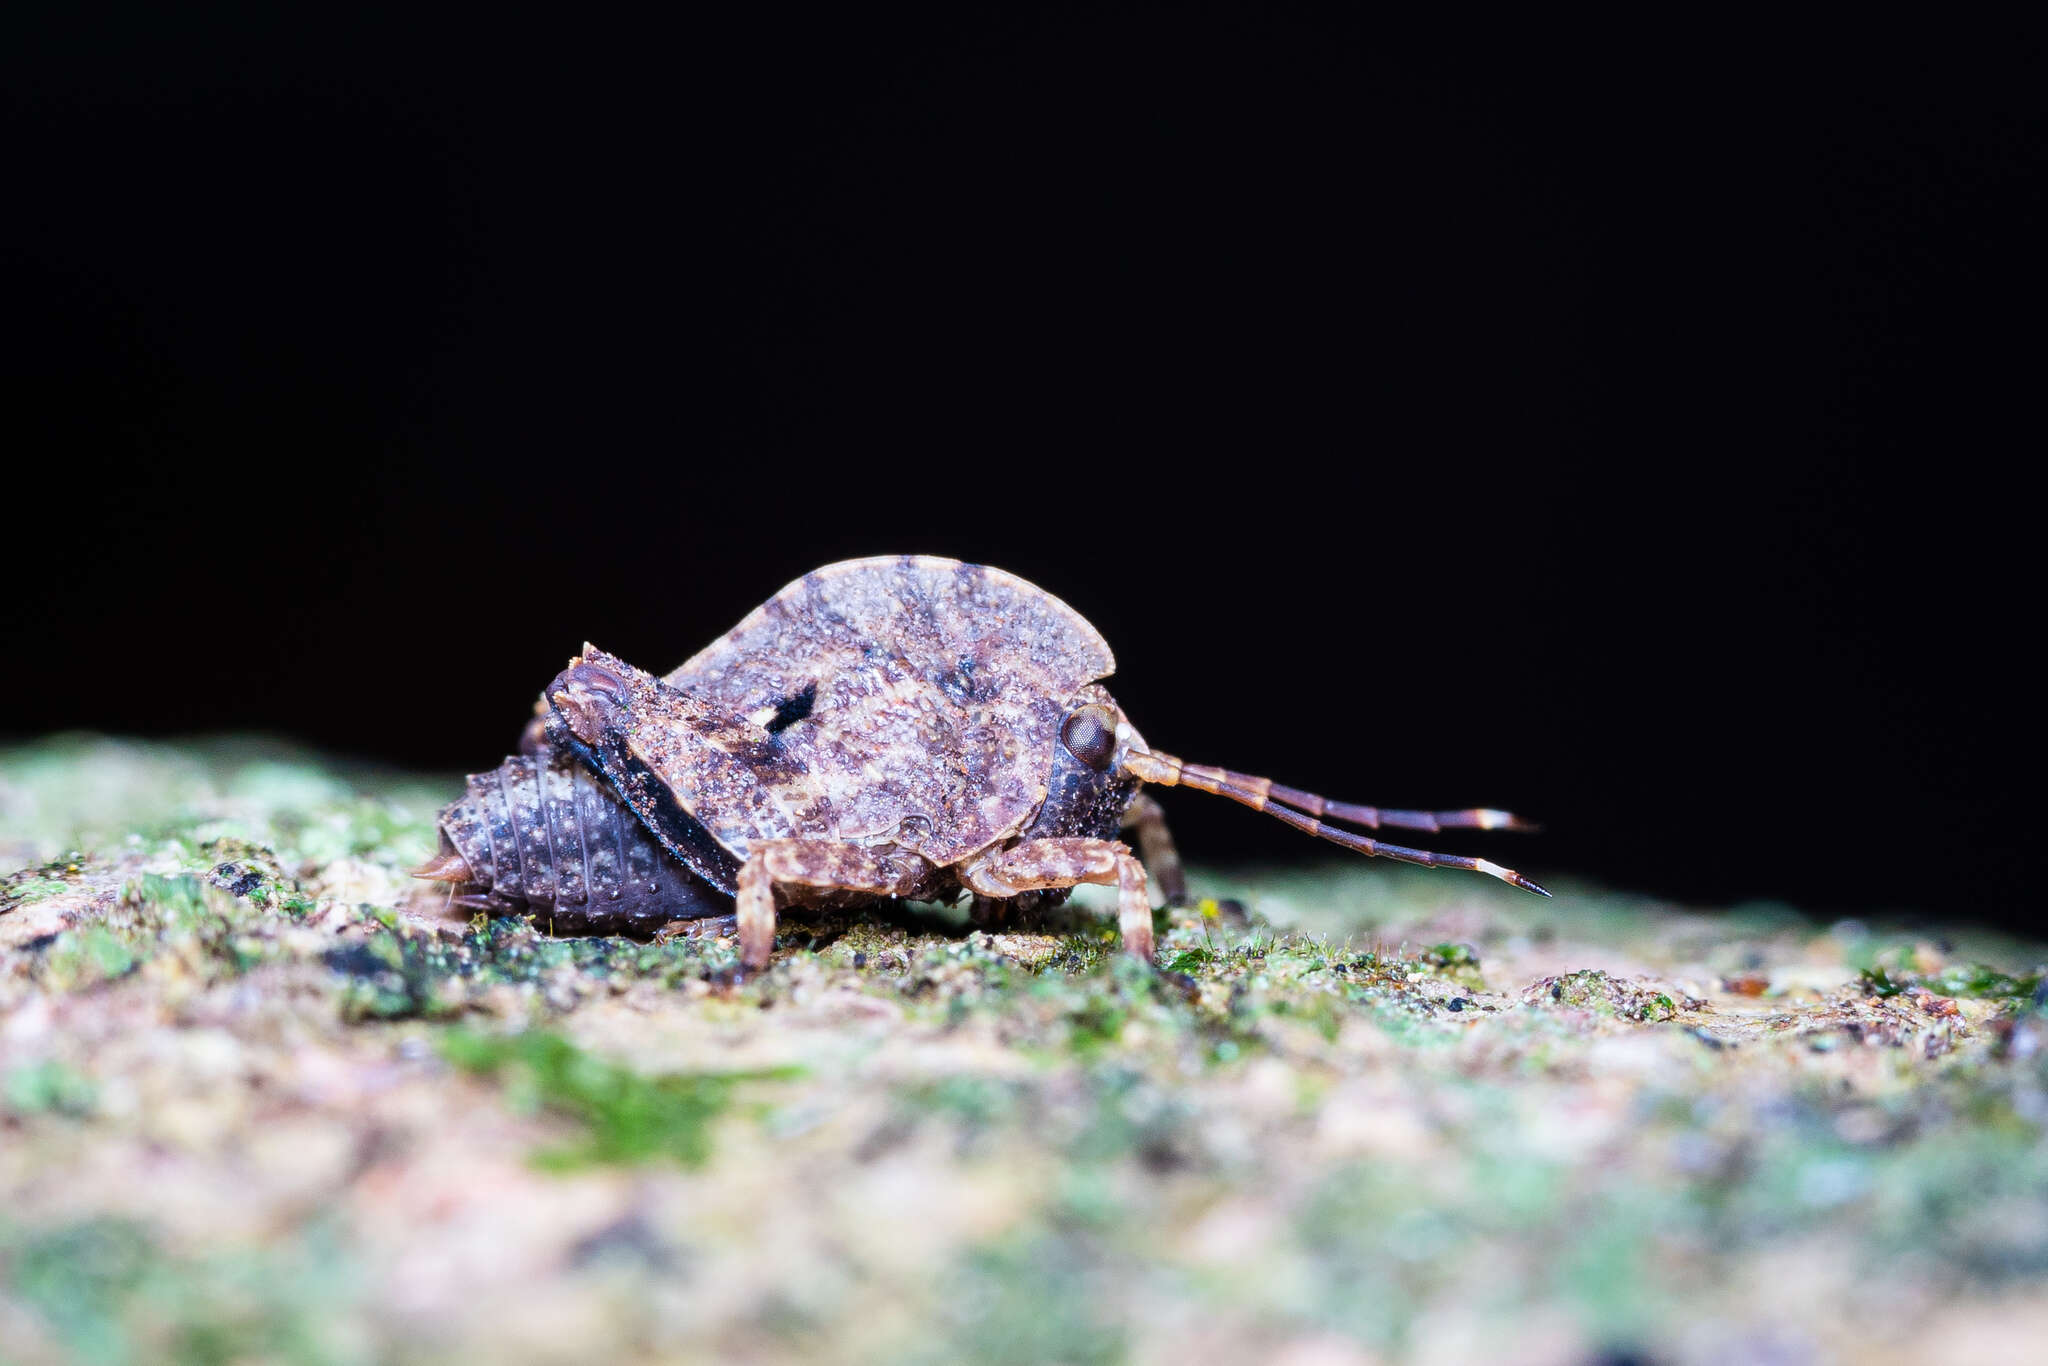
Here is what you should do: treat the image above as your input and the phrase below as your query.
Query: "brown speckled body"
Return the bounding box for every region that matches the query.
[426,553,1545,964]
[427,557,1140,935]
[540,557,1173,965]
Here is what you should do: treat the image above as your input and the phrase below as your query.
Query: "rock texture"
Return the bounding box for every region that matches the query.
[3,736,2045,1365]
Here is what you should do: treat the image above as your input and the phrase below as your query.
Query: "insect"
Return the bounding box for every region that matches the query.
[418,556,1546,968]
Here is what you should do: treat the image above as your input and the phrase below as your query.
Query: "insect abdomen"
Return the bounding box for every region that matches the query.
[430,744,730,934]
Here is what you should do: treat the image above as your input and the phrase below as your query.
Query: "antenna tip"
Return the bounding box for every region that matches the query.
[1475,859,1550,897]
[1476,809,1532,831]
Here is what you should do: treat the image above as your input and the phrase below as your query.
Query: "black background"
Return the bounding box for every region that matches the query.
[3,14,2038,930]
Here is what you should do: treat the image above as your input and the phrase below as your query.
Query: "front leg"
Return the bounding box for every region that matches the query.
[959,838,1156,963]
[735,839,933,969]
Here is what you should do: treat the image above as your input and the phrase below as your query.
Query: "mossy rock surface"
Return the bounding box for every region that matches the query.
[3,736,2046,1364]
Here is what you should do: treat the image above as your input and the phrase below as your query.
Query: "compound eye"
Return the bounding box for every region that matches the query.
[1061,706,1118,771]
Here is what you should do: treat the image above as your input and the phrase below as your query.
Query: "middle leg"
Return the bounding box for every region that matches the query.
[735,839,934,969]
[959,838,1156,962]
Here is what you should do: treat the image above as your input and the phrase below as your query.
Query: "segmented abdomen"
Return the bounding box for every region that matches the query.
[434,743,730,934]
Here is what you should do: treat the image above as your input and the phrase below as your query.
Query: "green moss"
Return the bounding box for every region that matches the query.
[4,1060,98,1117]
[1545,969,1613,1010]
[903,1075,1020,1127]
[1292,1142,1685,1352]
[1861,960,2042,1007]
[913,1226,1125,1366]
[14,871,307,995]
[313,914,751,1020]
[1421,940,1488,991]
[3,876,75,906]
[1064,1065,1201,1170]
[41,925,139,990]
[439,1029,801,1169]
[133,872,210,925]
[1063,996,1129,1054]
[1,851,91,912]
[6,1218,159,1364]
[1529,969,1680,1023]
[327,929,456,1022]
[1927,963,2043,1000]
[0,1216,362,1366]
[1041,928,1120,976]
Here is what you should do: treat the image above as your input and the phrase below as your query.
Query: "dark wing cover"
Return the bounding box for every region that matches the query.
[665,556,1116,865]
[552,648,798,877]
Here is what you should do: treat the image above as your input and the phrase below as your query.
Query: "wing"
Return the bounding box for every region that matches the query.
[548,647,803,884]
